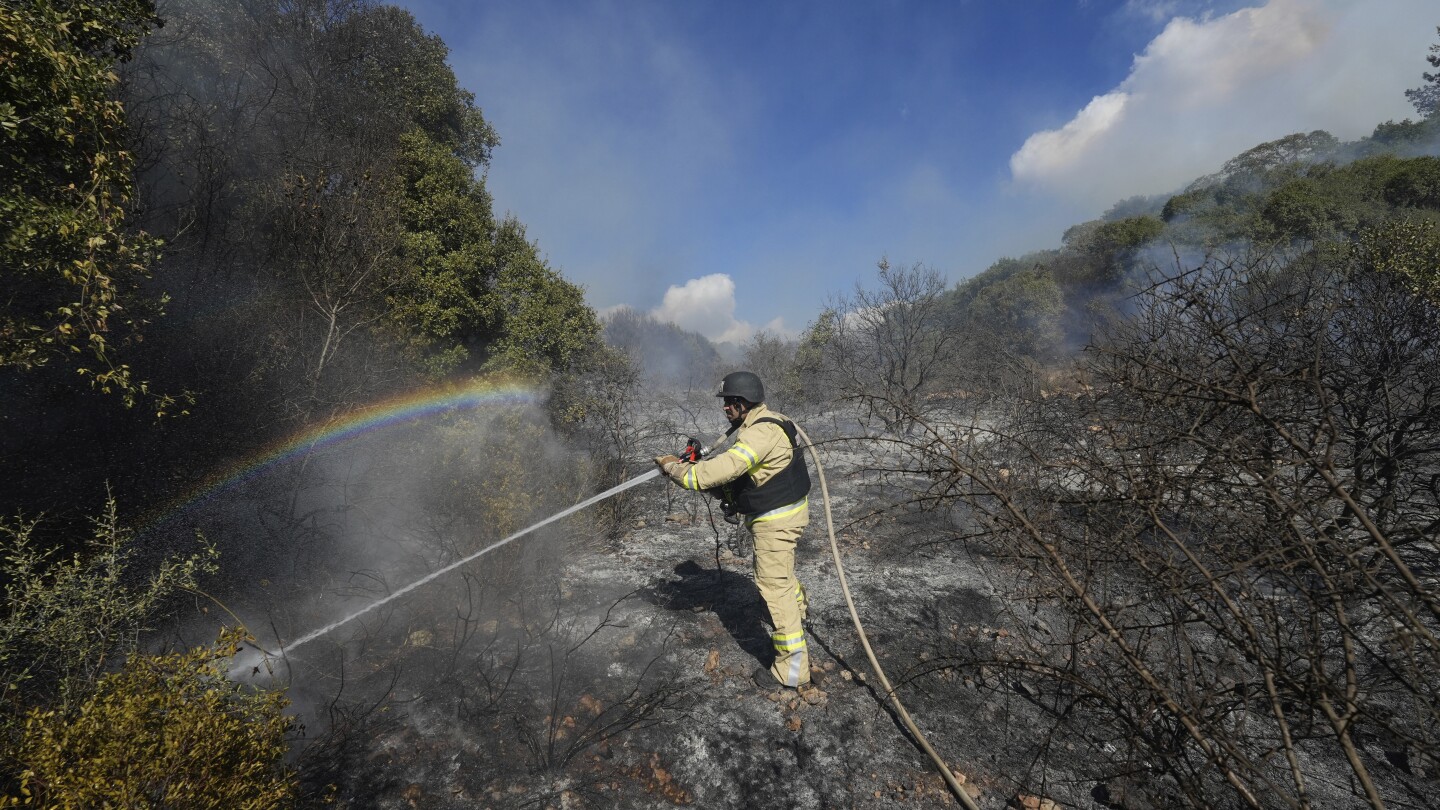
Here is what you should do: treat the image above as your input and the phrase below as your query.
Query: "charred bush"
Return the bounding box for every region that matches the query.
[887,247,1440,808]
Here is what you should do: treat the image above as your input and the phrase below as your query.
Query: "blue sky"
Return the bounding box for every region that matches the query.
[394,0,1437,344]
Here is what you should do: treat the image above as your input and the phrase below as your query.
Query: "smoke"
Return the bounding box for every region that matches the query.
[1010,0,1437,207]
[603,307,723,386]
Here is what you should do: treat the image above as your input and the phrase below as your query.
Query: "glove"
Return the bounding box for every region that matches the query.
[653,454,681,469]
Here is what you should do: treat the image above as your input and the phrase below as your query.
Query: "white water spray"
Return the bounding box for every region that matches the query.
[264,468,661,661]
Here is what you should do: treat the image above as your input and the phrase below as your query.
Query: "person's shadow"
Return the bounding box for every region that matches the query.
[641,560,772,663]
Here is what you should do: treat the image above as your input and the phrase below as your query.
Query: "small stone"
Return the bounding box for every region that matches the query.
[786,714,802,731]
[802,687,826,705]
[1011,794,1061,810]
[840,670,854,682]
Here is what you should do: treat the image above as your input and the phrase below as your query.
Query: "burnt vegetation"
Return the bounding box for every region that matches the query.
[3,2,1440,808]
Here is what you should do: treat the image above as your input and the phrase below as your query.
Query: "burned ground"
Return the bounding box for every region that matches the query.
[220,393,1437,810]
[233,419,1068,808]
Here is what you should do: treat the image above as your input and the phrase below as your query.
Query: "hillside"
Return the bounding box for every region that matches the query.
[2,4,1438,808]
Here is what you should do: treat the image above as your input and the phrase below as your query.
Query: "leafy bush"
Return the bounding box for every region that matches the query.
[0,497,218,714]
[4,630,297,809]
[0,0,165,403]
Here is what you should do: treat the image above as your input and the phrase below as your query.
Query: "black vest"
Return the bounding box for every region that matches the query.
[728,417,811,516]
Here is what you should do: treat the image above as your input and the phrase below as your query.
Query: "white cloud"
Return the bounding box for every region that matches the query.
[650,274,757,345]
[1010,0,1436,207]
[1010,92,1131,180]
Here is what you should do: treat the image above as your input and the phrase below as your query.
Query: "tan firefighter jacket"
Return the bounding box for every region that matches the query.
[661,403,808,525]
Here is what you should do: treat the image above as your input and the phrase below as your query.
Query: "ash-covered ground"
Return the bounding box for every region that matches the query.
[261,415,1130,810]
[237,404,1433,810]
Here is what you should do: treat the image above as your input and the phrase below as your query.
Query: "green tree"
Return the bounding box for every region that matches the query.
[389,126,498,375]
[1383,155,1440,209]
[1258,177,1337,241]
[0,0,163,402]
[1404,26,1440,118]
[1339,219,1440,302]
[963,265,1066,361]
[1216,130,1340,181]
[793,308,838,406]
[484,218,601,376]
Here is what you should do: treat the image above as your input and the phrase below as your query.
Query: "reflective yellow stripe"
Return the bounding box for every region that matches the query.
[683,466,700,490]
[746,497,808,525]
[727,441,760,471]
[772,631,806,651]
[785,649,805,687]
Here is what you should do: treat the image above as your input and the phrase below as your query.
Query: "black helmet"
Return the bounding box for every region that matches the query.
[716,371,764,404]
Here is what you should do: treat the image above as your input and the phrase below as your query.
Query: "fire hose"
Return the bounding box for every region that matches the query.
[686,425,976,808]
[791,422,979,810]
[252,424,976,807]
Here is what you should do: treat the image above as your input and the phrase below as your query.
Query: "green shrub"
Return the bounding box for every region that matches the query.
[0,497,218,713]
[4,630,297,809]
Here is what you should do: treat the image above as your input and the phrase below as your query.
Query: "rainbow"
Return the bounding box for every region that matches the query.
[149,377,542,529]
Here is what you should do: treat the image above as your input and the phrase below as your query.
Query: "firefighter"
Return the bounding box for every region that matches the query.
[654,371,815,690]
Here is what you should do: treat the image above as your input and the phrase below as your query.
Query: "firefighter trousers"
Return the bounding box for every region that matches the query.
[750,502,810,687]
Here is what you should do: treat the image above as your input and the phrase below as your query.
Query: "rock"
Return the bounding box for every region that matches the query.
[703,649,720,675]
[786,714,802,731]
[578,694,604,716]
[802,687,826,705]
[1010,794,1062,810]
[665,512,691,525]
[1093,780,1152,810]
